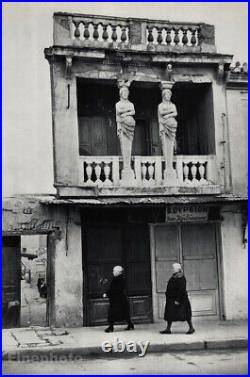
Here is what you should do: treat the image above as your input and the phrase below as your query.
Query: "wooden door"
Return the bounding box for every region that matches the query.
[84,225,123,325]
[132,119,150,156]
[2,236,21,328]
[125,225,152,322]
[78,116,107,155]
[152,225,180,319]
[84,224,152,326]
[181,224,219,317]
[152,223,220,320]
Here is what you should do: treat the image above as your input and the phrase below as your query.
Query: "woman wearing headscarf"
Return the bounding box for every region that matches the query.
[103,265,134,333]
[160,263,195,334]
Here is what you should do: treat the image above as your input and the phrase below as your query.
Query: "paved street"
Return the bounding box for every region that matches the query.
[2,349,247,375]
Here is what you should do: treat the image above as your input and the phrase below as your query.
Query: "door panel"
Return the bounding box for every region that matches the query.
[129,296,151,321]
[188,291,217,316]
[2,236,21,328]
[152,223,220,320]
[87,226,122,264]
[155,225,179,259]
[84,223,152,326]
[182,224,216,257]
[78,116,107,155]
[126,263,151,295]
[181,224,218,317]
[154,225,179,294]
[132,119,149,156]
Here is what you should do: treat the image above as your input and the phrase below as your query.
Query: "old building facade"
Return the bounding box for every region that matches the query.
[2,13,247,327]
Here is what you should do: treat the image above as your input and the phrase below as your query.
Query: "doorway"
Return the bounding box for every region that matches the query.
[2,235,49,328]
[20,235,48,327]
[151,223,221,320]
[83,221,153,326]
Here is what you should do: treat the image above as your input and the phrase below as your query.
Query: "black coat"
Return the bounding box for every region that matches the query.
[106,275,130,323]
[164,273,192,322]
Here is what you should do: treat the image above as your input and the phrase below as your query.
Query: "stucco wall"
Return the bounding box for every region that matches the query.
[220,205,248,319]
[52,206,83,327]
[226,88,248,196]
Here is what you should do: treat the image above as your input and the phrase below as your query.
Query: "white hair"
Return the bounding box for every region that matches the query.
[113,265,124,277]
[172,263,182,272]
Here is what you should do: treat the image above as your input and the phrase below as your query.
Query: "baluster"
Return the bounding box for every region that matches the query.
[112,156,119,186]
[191,28,197,46]
[173,27,180,45]
[102,24,109,41]
[121,26,127,43]
[183,162,190,184]
[93,24,99,41]
[94,163,102,185]
[157,28,163,44]
[86,162,94,185]
[103,162,112,186]
[83,23,90,40]
[155,156,162,186]
[111,26,118,42]
[182,27,188,45]
[191,162,198,184]
[141,163,147,184]
[176,157,183,184]
[147,27,154,43]
[74,22,81,39]
[134,157,142,186]
[148,163,155,185]
[198,163,207,184]
[166,28,172,45]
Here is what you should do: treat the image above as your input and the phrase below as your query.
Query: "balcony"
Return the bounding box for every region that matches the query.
[53,12,216,54]
[76,155,220,196]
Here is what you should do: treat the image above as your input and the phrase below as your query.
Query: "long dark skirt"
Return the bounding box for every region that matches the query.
[108,295,130,323]
[164,298,192,322]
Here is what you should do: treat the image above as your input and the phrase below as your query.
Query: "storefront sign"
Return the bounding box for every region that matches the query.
[166,205,208,222]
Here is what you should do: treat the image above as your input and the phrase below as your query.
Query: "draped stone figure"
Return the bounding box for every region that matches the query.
[116,80,136,184]
[158,81,178,183]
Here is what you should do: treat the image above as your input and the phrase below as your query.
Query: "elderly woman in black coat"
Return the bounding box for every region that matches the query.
[160,263,195,334]
[103,265,134,333]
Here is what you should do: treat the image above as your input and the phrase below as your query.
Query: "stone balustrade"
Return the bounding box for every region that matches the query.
[79,155,217,188]
[53,13,216,53]
[146,23,199,47]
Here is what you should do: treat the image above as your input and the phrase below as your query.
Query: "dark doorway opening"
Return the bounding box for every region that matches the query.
[2,235,49,328]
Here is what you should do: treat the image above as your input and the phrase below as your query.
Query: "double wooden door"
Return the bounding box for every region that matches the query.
[83,223,152,326]
[152,223,220,320]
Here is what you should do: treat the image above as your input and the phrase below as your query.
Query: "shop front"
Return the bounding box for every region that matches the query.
[82,205,222,326]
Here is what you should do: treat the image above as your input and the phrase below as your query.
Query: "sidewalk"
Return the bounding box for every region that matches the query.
[2,319,248,360]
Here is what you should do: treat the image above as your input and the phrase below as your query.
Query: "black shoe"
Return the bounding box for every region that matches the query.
[125,324,134,331]
[186,328,195,334]
[105,326,113,333]
[160,329,171,334]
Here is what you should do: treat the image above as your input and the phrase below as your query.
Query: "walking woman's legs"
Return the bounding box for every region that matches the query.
[186,319,195,334]
[125,317,134,330]
[160,321,172,334]
[166,321,172,331]
[105,321,114,333]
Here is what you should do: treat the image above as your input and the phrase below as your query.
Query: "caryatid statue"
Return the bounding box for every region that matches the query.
[116,80,136,184]
[158,81,178,183]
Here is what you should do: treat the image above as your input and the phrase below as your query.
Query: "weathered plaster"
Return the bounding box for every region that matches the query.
[220,205,248,319]
[226,88,248,196]
[52,206,83,327]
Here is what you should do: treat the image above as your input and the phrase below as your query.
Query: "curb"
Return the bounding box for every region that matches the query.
[2,338,248,361]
